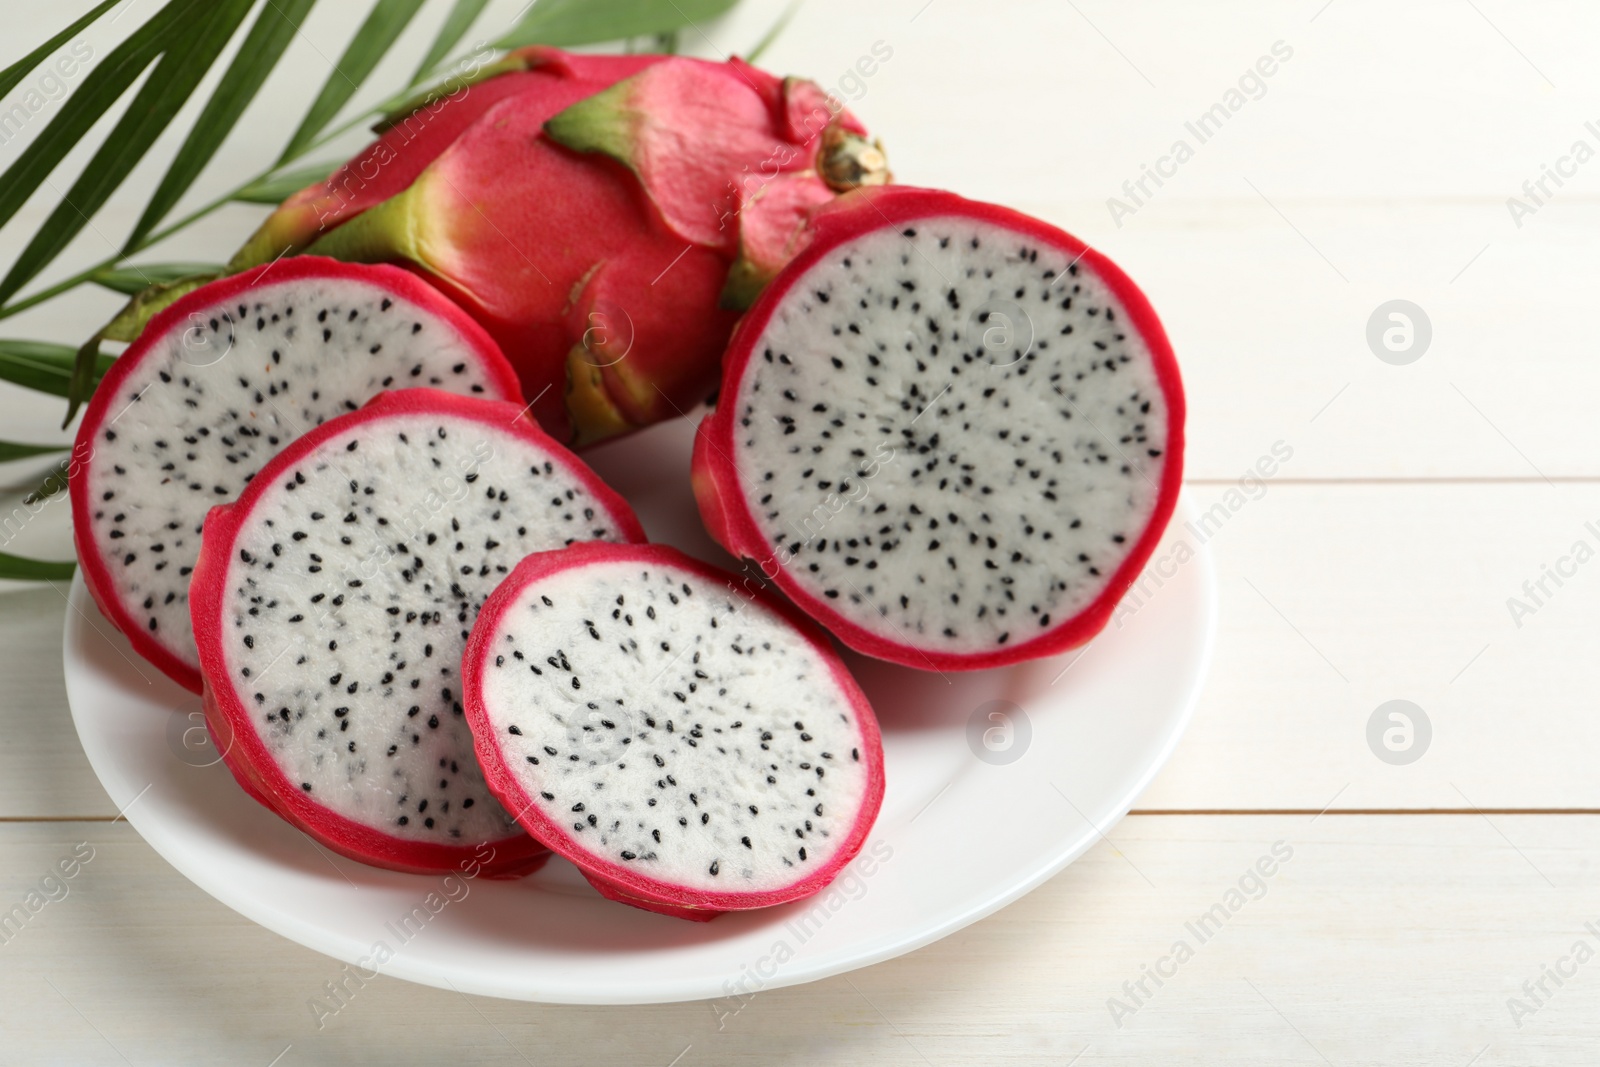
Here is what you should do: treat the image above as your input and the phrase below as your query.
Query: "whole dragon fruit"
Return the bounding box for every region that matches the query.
[230,48,889,446]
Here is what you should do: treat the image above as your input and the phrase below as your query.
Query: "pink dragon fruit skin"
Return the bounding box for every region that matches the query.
[232,50,888,446]
[230,48,667,270]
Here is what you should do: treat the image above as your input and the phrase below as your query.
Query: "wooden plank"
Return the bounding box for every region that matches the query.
[11,480,1600,817]
[1070,201,1600,482]
[0,815,1591,1062]
[0,584,114,817]
[1137,480,1600,811]
[736,0,1596,205]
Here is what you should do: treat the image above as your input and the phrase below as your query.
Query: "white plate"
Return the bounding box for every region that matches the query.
[63,414,1214,1005]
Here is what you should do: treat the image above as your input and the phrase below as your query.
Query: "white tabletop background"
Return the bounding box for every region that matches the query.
[1,0,1596,1062]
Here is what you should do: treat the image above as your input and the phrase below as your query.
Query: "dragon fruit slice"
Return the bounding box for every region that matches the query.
[692,187,1185,671]
[188,389,646,875]
[71,257,522,692]
[463,541,884,920]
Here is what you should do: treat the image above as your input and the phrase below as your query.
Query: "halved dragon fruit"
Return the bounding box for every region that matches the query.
[693,187,1185,671]
[463,541,884,920]
[71,257,522,692]
[188,389,646,875]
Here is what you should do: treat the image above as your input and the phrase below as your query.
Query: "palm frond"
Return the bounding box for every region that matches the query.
[495,0,741,49]
[125,0,320,250]
[0,553,75,581]
[0,341,112,398]
[91,262,226,295]
[278,0,429,162]
[232,161,342,204]
[746,0,805,62]
[0,0,200,249]
[0,0,123,100]
[0,0,256,305]
[0,440,67,463]
[410,0,491,85]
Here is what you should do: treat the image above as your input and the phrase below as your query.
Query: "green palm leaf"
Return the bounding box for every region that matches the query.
[91,262,226,295]
[125,0,320,251]
[232,160,341,205]
[0,553,75,581]
[410,0,491,85]
[496,0,740,49]
[745,0,804,62]
[0,0,255,305]
[0,340,112,398]
[0,0,198,249]
[0,0,122,100]
[278,0,430,162]
[0,440,67,463]
[20,458,72,504]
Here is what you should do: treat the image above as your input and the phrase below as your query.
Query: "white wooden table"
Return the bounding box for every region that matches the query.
[3,0,1596,1062]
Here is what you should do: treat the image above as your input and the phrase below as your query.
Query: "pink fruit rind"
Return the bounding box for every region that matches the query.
[70,257,523,694]
[229,48,666,269]
[692,185,1187,672]
[585,875,718,922]
[189,388,644,876]
[462,541,886,917]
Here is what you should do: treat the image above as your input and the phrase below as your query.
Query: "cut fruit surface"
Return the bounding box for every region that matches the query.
[72,257,521,692]
[693,187,1184,671]
[189,389,645,875]
[464,542,884,919]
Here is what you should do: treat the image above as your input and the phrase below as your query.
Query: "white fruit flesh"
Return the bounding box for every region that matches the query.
[729,217,1171,654]
[477,558,873,892]
[217,411,631,845]
[86,277,503,673]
